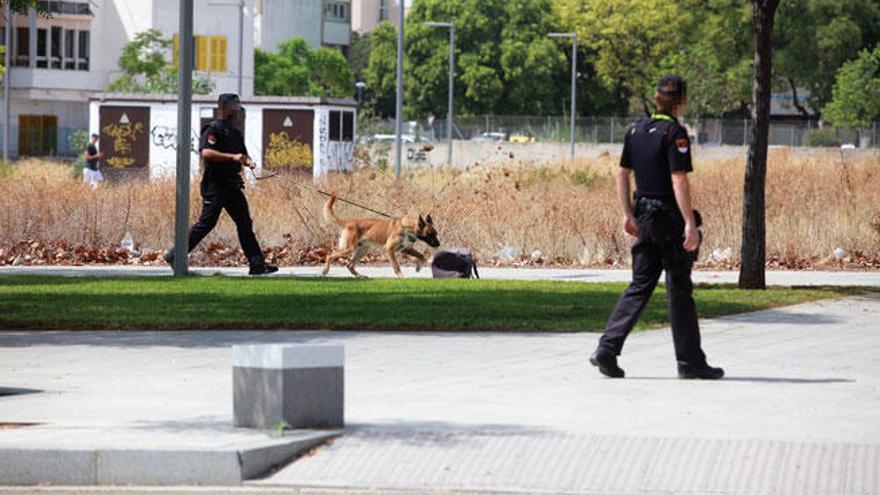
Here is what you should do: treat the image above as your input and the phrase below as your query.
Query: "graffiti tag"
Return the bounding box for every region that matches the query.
[150,125,200,153]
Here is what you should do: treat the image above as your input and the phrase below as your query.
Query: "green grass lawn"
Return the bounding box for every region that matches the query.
[0,275,862,332]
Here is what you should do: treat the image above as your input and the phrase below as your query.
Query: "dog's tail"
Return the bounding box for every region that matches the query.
[324,193,346,226]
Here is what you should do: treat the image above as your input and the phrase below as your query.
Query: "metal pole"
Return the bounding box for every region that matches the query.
[446,23,454,165]
[569,35,577,160]
[3,4,11,163]
[173,0,194,276]
[394,0,404,180]
[237,0,244,95]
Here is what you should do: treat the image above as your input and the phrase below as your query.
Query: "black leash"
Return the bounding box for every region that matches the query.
[248,168,397,219]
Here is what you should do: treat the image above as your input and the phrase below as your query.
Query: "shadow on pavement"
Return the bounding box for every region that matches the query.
[626,376,853,384]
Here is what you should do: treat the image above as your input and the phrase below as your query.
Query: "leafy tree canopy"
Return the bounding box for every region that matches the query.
[254,37,353,98]
[822,45,880,129]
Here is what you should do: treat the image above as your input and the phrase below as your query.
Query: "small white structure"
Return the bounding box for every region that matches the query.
[88,93,357,180]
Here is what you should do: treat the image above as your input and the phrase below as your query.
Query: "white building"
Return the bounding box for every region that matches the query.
[89,93,357,180]
[254,0,351,55]
[2,0,354,160]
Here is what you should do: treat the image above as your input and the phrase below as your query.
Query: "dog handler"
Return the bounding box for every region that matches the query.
[589,75,723,380]
[165,93,278,275]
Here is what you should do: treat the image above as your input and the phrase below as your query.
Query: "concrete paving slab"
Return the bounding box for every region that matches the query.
[0,293,877,492]
[1,265,878,287]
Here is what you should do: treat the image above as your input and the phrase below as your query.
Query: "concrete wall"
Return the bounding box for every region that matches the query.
[256,0,322,52]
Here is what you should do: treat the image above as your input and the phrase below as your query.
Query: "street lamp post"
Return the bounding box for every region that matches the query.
[173,0,194,276]
[394,0,405,180]
[424,21,455,166]
[355,81,366,113]
[548,32,577,160]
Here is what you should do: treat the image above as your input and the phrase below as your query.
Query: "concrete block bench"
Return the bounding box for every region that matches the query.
[232,344,344,429]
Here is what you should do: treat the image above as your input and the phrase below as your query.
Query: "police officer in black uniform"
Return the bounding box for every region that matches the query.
[165,93,278,275]
[589,75,723,380]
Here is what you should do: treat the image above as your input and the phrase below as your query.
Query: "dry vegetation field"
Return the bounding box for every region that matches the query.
[1,149,878,269]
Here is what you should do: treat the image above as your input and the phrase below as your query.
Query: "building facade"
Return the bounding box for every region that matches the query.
[351,0,402,33]
[3,0,355,159]
[254,0,351,55]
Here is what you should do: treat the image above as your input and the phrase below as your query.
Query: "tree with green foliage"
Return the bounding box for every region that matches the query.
[823,46,880,130]
[1,0,47,16]
[254,37,353,98]
[555,0,685,116]
[365,0,567,118]
[349,31,372,83]
[774,0,880,117]
[106,29,215,94]
[363,22,399,117]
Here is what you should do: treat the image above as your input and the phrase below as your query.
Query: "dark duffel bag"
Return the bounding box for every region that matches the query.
[431,248,480,279]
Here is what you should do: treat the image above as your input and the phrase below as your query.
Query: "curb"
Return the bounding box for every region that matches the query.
[0,431,339,486]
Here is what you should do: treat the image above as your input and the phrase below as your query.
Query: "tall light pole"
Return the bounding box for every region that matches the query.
[548,32,577,160]
[394,0,405,180]
[424,21,455,166]
[3,3,11,163]
[173,0,194,276]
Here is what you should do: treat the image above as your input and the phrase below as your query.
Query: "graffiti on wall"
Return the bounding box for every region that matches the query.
[328,142,355,171]
[318,111,329,172]
[150,125,199,153]
[99,107,150,170]
[264,132,313,170]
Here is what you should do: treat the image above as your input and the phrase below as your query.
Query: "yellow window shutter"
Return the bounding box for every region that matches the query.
[210,36,219,72]
[218,36,227,72]
[196,36,208,71]
[172,34,179,68]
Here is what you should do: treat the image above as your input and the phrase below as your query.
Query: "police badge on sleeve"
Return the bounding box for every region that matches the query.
[207,134,217,145]
[675,138,689,154]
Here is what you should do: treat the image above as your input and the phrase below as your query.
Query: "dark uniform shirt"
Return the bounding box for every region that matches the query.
[199,119,248,191]
[86,144,99,171]
[619,114,692,200]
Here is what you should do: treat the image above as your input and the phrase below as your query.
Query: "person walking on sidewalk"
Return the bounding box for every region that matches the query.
[165,93,278,275]
[83,133,104,188]
[589,75,723,380]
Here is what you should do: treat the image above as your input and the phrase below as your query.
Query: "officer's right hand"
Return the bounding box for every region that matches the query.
[233,153,246,164]
[683,223,700,252]
[623,216,638,239]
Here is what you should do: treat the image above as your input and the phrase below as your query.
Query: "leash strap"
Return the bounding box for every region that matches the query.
[248,168,396,218]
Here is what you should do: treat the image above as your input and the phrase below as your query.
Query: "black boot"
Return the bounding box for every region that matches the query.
[163,249,174,265]
[677,361,724,380]
[249,263,279,276]
[590,351,625,378]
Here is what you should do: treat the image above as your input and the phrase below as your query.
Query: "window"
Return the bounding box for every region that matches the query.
[38,1,93,15]
[64,29,75,69]
[77,30,89,70]
[50,26,62,68]
[19,115,58,156]
[379,0,388,21]
[175,34,227,72]
[324,2,349,22]
[329,110,354,142]
[36,28,47,68]
[14,27,28,66]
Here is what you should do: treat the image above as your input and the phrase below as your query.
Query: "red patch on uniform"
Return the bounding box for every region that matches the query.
[675,138,688,149]
[207,134,217,145]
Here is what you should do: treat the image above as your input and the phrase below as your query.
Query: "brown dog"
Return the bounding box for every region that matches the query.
[322,193,440,278]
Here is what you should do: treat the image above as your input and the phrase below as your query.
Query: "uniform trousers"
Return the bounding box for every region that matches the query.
[187,183,264,266]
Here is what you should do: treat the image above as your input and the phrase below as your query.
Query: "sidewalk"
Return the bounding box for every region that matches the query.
[1,293,878,493]
[1,264,879,287]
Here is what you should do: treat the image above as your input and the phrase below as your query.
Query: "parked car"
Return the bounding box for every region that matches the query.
[470,132,508,142]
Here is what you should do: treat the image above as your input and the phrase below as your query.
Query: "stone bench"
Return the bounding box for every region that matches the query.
[232,344,344,429]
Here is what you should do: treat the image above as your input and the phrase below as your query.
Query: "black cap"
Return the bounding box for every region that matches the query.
[657,75,687,100]
[91,133,99,139]
[218,93,241,109]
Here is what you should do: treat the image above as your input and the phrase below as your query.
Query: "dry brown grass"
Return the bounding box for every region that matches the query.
[1,149,878,269]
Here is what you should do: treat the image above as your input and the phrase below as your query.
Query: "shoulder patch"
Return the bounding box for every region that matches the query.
[207,134,217,145]
[675,138,689,153]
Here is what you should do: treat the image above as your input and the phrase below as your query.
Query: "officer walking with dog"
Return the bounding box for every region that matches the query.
[165,93,278,275]
[589,75,723,380]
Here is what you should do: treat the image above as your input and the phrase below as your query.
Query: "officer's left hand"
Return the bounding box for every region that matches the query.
[244,157,256,169]
[683,224,700,252]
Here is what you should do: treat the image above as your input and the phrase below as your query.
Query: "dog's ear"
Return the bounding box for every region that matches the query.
[426,213,433,224]
[418,215,426,229]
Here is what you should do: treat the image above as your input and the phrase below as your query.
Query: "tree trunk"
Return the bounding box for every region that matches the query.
[739,0,780,290]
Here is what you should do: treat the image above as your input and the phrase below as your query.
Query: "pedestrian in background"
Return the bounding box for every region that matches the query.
[83,133,104,188]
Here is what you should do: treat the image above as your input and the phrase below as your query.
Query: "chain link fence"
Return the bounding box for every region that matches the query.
[364,116,879,148]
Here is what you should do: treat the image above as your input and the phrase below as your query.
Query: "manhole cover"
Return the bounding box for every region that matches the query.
[0,387,41,397]
[0,422,41,429]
